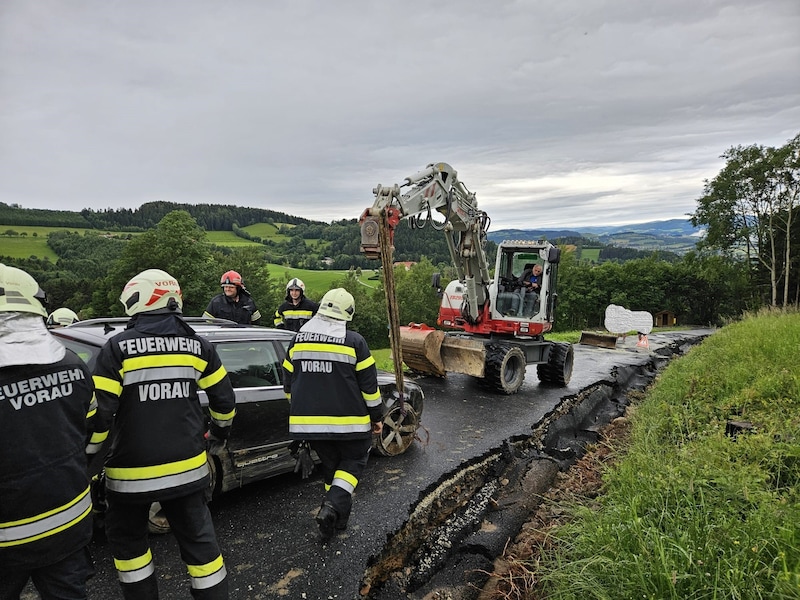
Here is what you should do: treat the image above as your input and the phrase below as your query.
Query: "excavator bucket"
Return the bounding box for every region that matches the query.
[399,325,486,378]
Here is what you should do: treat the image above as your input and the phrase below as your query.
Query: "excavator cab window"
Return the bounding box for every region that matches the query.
[511,253,540,277]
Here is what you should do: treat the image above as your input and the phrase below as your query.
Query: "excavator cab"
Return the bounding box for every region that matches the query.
[489,242,555,324]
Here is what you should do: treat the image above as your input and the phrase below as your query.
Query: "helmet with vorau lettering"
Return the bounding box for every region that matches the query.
[0,263,48,317]
[317,288,355,322]
[120,269,183,316]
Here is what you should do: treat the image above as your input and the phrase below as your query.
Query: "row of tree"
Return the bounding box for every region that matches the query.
[0,208,754,349]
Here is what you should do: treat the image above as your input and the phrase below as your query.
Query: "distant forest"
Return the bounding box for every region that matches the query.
[0,201,671,271]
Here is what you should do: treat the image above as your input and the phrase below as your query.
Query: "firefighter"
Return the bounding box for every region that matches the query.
[89,269,236,599]
[46,306,80,328]
[0,264,95,599]
[274,278,319,332]
[282,288,383,539]
[203,270,261,325]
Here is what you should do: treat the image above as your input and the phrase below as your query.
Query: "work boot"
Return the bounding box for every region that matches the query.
[316,502,337,539]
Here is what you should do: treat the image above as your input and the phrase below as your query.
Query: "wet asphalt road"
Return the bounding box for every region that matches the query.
[54,330,711,600]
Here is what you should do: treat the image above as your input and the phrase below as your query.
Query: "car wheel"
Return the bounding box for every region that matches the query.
[374,404,419,456]
[205,453,221,502]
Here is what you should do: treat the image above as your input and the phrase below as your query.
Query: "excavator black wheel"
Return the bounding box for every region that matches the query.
[536,342,574,386]
[479,343,527,395]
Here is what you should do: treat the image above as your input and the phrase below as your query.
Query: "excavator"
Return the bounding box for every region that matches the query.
[359,162,573,395]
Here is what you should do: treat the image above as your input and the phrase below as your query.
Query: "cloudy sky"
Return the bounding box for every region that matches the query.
[1,1,798,230]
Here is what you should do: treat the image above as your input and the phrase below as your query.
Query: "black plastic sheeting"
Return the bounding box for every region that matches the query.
[363,336,707,599]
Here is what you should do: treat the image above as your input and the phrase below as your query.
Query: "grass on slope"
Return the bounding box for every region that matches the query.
[530,308,800,600]
[0,235,59,260]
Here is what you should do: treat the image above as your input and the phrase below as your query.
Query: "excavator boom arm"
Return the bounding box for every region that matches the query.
[360,162,492,320]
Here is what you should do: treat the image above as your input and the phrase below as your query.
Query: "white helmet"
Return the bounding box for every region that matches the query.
[286,278,305,293]
[120,269,183,316]
[317,288,355,322]
[0,263,48,318]
[47,307,80,327]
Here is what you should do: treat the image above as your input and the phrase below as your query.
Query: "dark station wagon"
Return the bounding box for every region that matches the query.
[52,318,425,498]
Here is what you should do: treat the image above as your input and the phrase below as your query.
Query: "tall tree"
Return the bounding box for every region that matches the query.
[103,211,217,315]
[693,134,800,306]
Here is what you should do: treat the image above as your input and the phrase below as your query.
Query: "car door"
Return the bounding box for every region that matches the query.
[201,338,294,488]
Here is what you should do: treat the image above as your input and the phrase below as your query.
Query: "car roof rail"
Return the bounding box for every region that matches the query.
[67,316,244,328]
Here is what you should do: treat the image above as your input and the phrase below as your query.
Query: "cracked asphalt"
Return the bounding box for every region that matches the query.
[25,329,712,599]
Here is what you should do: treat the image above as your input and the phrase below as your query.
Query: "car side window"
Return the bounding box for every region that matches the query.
[54,337,98,369]
[216,341,282,388]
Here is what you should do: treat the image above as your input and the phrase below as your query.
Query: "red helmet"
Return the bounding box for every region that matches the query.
[220,270,243,288]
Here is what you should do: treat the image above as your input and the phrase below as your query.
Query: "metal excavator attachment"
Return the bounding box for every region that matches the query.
[400,324,486,378]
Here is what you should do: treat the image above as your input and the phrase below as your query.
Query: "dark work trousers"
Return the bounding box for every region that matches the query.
[105,490,228,600]
[0,546,90,600]
[310,438,372,525]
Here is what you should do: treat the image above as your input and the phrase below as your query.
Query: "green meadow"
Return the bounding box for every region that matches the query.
[241,222,291,241]
[205,231,263,247]
[0,235,59,261]
[264,264,379,296]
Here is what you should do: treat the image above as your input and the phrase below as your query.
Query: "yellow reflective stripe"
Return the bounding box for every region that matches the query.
[332,469,358,494]
[105,452,206,481]
[115,549,153,573]
[362,389,381,402]
[282,358,293,373]
[106,464,207,494]
[283,309,313,318]
[0,486,91,547]
[124,353,207,372]
[86,394,97,419]
[89,430,108,443]
[115,549,156,583]
[208,407,235,422]
[291,342,356,359]
[251,310,262,321]
[94,374,122,396]
[202,311,215,319]
[356,355,376,371]
[290,415,370,426]
[86,430,109,454]
[187,554,224,578]
[199,365,227,389]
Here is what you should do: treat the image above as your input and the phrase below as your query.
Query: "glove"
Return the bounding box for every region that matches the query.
[204,430,227,456]
[291,440,315,479]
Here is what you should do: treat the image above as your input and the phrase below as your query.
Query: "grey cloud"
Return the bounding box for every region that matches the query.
[0,0,798,231]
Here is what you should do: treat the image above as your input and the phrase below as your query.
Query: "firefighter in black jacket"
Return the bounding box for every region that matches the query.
[203,270,261,325]
[89,269,236,599]
[282,288,382,539]
[274,278,319,332]
[0,264,95,599]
